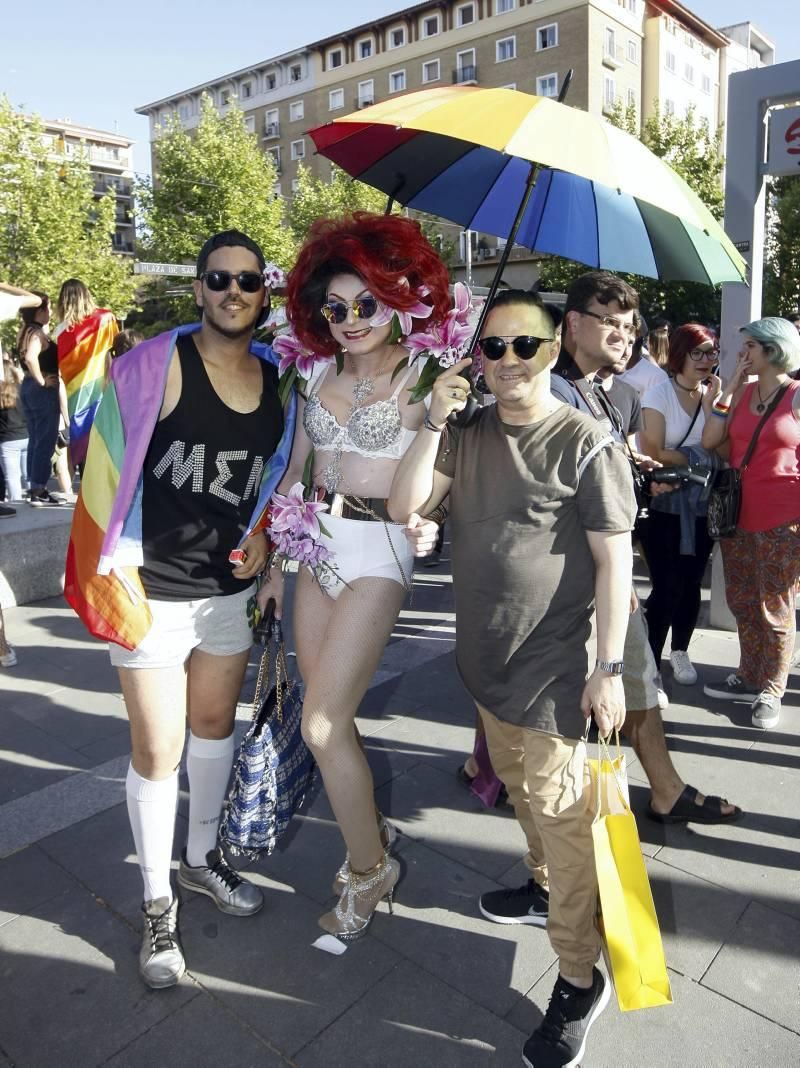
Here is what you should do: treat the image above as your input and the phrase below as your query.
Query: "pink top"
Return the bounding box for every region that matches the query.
[728,380,800,532]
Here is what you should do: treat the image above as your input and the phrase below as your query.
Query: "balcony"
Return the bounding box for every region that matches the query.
[263,123,280,139]
[453,65,478,85]
[355,96,375,109]
[602,44,625,70]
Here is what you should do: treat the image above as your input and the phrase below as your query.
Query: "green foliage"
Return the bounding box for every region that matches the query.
[763,176,800,316]
[0,95,137,333]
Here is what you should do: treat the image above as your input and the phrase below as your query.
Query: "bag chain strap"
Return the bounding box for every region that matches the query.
[346,493,414,596]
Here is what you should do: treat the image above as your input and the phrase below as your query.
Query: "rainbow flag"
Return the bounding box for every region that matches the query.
[64,325,296,650]
[57,308,119,466]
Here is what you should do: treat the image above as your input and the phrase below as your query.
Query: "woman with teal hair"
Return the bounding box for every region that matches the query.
[702,317,800,730]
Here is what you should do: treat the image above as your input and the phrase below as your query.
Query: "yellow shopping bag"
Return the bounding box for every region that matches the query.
[591,735,673,1012]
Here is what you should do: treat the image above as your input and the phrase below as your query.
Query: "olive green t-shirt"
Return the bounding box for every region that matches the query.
[435,404,636,739]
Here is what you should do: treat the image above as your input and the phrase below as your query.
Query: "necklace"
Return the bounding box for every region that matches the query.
[755,381,781,413]
[673,376,699,395]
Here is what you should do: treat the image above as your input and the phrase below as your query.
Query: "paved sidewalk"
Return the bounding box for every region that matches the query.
[0,555,798,1067]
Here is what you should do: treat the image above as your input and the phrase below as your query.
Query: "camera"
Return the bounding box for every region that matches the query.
[632,463,713,521]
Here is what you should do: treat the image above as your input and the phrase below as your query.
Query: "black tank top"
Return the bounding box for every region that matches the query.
[23,328,58,376]
[139,334,282,600]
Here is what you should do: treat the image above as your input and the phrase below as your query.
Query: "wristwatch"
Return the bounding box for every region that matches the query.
[595,659,624,676]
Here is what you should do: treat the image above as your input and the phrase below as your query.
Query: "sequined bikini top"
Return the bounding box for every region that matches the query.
[303,362,419,459]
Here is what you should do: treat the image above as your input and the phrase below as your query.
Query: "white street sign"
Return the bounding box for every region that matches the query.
[767,104,800,177]
[133,262,196,276]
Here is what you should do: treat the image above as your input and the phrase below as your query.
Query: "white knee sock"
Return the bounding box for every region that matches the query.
[126,763,178,904]
[185,732,235,867]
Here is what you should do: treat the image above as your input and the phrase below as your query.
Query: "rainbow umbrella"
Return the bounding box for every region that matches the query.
[309,86,746,287]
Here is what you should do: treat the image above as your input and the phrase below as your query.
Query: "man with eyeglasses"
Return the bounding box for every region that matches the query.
[548,270,740,829]
[65,230,295,989]
[390,288,636,1067]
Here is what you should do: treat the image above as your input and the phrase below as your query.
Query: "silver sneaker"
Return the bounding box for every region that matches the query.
[177,848,264,916]
[751,693,781,730]
[140,896,185,989]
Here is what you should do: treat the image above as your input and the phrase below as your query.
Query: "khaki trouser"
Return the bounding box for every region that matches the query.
[478,705,600,981]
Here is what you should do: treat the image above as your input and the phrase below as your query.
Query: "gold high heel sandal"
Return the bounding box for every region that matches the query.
[332,813,397,895]
[319,855,400,943]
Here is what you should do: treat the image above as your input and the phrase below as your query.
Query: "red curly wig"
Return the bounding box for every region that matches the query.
[286,211,452,357]
[667,323,717,376]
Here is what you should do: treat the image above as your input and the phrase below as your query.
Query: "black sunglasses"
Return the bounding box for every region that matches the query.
[478,335,553,361]
[200,270,264,293]
[320,295,379,324]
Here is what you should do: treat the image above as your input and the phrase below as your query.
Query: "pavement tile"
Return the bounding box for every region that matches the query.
[373,839,555,1018]
[374,763,529,881]
[0,844,80,928]
[295,957,527,1068]
[105,988,291,1066]
[8,686,129,752]
[0,884,197,1068]
[0,711,90,804]
[701,900,800,1034]
[505,964,800,1065]
[372,713,477,779]
[178,877,400,1058]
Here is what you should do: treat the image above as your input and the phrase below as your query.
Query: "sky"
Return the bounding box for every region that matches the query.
[1,0,797,177]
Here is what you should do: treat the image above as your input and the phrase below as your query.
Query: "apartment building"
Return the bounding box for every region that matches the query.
[41,119,135,254]
[718,22,775,131]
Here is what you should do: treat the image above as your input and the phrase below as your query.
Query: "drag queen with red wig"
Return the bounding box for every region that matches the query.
[262,213,453,943]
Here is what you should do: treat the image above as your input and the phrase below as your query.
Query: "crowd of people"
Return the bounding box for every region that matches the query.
[2,217,799,1067]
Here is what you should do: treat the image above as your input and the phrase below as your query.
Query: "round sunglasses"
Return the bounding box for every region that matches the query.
[321,295,379,324]
[478,335,554,361]
[200,270,264,293]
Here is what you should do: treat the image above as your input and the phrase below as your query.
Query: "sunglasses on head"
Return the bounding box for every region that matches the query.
[320,295,379,324]
[200,270,264,293]
[478,335,553,361]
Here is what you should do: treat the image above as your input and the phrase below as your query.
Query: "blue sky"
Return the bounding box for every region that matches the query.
[1,0,795,176]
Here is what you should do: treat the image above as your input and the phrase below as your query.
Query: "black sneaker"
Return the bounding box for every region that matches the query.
[522,967,610,1068]
[0,503,16,518]
[29,489,66,507]
[703,672,759,702]
[479,879,549,927]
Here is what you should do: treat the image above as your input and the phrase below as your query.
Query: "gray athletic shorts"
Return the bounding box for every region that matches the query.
[622,605,660,711]
[109,584,254,670]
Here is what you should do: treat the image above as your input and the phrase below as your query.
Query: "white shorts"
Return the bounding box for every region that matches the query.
[321,514,414,599]
[109,584,255,670]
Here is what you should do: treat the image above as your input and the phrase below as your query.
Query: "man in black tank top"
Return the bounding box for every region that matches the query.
[110,231,283,989]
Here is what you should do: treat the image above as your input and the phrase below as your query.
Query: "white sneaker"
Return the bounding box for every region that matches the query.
[670,650,697,686]
[0,645,17,668]
[654,672,669,710]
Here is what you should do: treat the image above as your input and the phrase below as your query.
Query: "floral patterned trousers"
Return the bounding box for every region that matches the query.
[720,521,800,697]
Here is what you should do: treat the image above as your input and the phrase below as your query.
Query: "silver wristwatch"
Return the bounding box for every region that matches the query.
[595,659,624,676]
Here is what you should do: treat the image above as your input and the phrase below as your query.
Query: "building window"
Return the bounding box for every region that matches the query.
[291,139,305,161]
[456,49,477,83]
[241,81,252,99]
[388,26,406,48]
[537,24,558,50]
[422,59,440,83]
[220,88,230,105]
[390,70,406,93]
[627,88,637,109]
[496,0,515,12]
[358,79,374,107]
[496,37,516,63]
[604,28,616,58]
[537,74,558,98]
[422,14,440,37]
[457,3,475,25]
[665,51,676,73]
[289,100,304,121]
[664,98,675,116]
[684,63,694,84]
[265,72,276,90]
[604,76,616,109]
[622,0,637,11]
[627,40,638,64]
[702,73,712,94]
[290,64,302,82]
[329,48,343,69]
[264,110,279,137]
[244,115,255,133]
[178,103,190,121]
[358,38,373,60]
[329,88,344,110]
[291,178,301,193]
[273,182,282,200]
[267,146,281,172]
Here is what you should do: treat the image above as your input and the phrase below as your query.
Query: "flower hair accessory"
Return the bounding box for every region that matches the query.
[263,263,287,289]
[399,283,480,403]
[272,327,333,404]
[370,284,434,337]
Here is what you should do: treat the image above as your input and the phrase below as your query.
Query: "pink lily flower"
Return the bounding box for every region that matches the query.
[370,283,434,336]
[272,328,332,379]
[268,482,329,540]
[405,283,477,368]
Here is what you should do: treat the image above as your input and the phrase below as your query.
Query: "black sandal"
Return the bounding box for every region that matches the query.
[647,784,744,825]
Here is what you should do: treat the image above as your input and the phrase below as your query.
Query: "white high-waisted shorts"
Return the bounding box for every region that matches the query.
[109,583,255,670]
[321,514,414,599]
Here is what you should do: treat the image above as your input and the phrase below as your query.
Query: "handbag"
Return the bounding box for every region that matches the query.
[591,736,673,1012]
[707,384,790,539]
[218,617,316,858]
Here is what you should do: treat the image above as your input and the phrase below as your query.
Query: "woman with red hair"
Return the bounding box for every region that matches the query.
[260,212,451,943]
[639,323,720,691]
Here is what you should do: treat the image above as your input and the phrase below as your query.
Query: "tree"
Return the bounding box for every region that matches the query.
[0,96,137,328]
[763,176,800,316]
